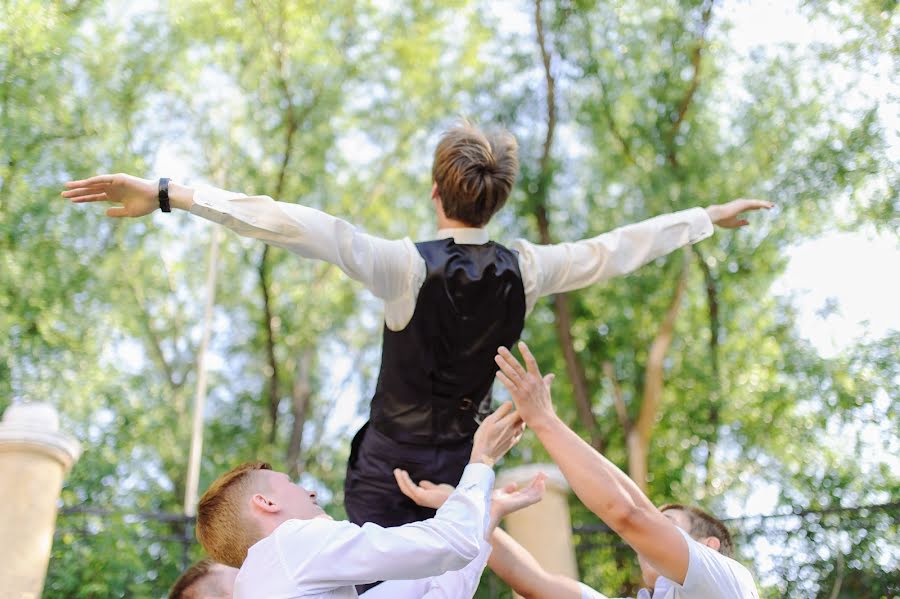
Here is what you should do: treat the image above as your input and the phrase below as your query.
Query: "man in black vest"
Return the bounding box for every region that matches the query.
[63,121,772,530]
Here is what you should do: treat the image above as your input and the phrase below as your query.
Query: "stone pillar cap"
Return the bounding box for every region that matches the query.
[0,402,81,470]
[496,462,569,493]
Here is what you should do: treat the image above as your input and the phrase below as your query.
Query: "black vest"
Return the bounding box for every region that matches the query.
[369,238,526,445]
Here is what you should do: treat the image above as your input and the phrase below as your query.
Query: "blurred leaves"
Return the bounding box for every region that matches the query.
[0,0,896,597]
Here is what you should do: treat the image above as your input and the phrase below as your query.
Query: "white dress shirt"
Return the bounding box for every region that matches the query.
[190,186,714,330]
[232,463,494,599]
[359,539,492,599]
[578,530,759,599]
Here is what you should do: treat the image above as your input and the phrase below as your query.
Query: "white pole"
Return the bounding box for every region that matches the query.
[184,227,221,517]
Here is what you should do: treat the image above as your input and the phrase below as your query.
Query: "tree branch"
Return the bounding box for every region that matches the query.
[286,350,313,477]
[251,0,320,444]
[827,551,845,599]
[665,0,715,168]
[692,245,721,492]
[629,250,691,490]
[534,0,603,450]
[126,277,185,405]
[576,12,648,171]
[603,360,631,433]
[258,248,281,442]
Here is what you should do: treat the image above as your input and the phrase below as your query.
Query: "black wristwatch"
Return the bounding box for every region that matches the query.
[158,177,171,212]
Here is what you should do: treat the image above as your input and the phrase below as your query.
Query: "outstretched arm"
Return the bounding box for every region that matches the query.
[487,528,587,599]
[61,174,419,308]
[513,199,773,312]
[495,342,691,586]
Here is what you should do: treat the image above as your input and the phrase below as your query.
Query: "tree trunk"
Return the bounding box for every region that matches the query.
[533,0,603,450]
[629,250,691,491]
[286,351,313,478]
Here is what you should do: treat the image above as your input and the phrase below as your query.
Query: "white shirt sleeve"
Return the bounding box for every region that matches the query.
[360,539,492,599]
[670,529,760,598]
[579,582,612,599]
[189,185,425,329]
[275,463,494,593]
[512,207,713,314]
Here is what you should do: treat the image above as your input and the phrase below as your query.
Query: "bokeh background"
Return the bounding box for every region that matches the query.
[1,0,897,597]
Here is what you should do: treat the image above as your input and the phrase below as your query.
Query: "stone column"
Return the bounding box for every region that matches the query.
[497,463,577,598]
[0,402,81,599]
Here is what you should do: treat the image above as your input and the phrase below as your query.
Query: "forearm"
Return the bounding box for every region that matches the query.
[304,464,494,586]
[168,182,195,211]
[488,528,582,599]
[530,415,655,529]
[516,207,713,302]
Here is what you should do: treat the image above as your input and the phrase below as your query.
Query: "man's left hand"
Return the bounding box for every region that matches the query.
[706,199,774,228]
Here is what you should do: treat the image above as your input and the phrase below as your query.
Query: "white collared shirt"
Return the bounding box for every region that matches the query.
[190,186,714,330]
[233,463,494,599]
[359,539,492,599]
[578,530,759,599]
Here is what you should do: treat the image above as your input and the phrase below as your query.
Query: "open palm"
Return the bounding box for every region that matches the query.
[62,173,157,218]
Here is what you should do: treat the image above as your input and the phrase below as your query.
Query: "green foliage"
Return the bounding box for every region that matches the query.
[0,0,895,597]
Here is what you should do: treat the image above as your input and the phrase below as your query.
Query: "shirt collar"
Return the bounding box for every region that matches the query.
[435,227,490,245]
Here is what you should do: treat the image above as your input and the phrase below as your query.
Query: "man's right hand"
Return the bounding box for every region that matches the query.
[495,342,557,429]
[469,401,525,467]
[62,173,159,218]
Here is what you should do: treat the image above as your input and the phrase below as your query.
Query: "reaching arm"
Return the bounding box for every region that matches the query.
[283,463,494,591]
[487,528,586,599]
[495,342,691,585]
[395,469,594,599]
[61,174,421,310]
[513,200,773,313]
[284,403,524,590]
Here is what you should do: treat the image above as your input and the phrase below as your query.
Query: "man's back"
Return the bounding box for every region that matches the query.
[370,238,526,445]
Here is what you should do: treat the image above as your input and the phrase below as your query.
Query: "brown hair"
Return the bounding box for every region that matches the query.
[431,119,519,227]
[660,503,735,557]
[196,461,272,568]
[168,558,226,599]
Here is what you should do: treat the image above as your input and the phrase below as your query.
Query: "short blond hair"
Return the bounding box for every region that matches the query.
[432,120,519,227]
[196,461,272,568]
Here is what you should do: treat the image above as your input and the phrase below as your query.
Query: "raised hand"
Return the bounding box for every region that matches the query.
[705,198,774,228]
[490,473,546,523]
[495,342,556,427]
[469,401,525,467]
[393,469,454,510]
[61,173,157,218]
[395,468,547,533]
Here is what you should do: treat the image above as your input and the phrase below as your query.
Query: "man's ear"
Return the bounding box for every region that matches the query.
[431,182,446,215]
[250,493,280,514]
[702,536,721,552]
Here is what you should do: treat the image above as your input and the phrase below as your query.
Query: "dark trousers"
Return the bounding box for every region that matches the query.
[344,422,474,528]
[345,422,474,594]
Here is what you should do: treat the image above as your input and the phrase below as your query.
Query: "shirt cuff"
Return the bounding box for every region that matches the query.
[457,462,495,491]
[189,184,247,221]
[685,207,714,244]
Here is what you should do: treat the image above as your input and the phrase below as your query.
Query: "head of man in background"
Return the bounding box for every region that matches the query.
[168,559,237,599]
[636,504,735,587]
